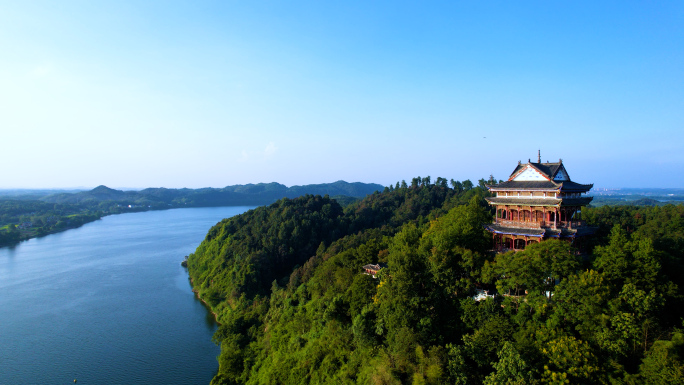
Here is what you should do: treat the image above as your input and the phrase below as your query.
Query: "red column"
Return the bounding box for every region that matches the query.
[554,208,557,229]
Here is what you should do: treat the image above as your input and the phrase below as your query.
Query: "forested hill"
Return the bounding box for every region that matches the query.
[40,180,383,207]
[187,177,684,385]
[0,181,382,247]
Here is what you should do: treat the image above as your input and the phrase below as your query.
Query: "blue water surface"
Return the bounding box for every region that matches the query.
[0,206,254,385]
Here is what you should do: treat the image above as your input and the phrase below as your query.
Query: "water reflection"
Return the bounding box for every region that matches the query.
[3,244,17,256]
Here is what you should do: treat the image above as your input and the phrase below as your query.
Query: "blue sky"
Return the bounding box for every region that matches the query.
[1,1,682,189]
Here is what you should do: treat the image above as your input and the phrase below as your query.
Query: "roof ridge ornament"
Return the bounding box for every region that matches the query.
[538,150,541,163]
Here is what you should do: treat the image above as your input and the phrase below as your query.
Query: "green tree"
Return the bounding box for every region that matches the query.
[551,270,610,339]
[486,240,579,297]
[352,305,379,347]
[639,330,684,384]
[523,239,580,293]
[540,335,601,384]
[419,197,491,295]
[411,345,446,385]
[594,225,661,292]
[348,273,376,318]
[596,283,663,362]
[461,314,516,382]
[376,223,433,341]
[484,342,537,385]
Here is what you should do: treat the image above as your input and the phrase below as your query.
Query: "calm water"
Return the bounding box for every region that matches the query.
[0,206,253,385]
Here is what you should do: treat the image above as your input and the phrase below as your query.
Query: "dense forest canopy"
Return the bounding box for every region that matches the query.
[187,176,684,384]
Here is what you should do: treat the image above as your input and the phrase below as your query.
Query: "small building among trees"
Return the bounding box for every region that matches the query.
[485,154,595,252]
[362,263,386,278]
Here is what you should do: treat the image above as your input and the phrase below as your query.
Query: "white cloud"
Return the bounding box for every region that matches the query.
[237,142,277,163]
[264,142,277,159]
[238,150,249,163]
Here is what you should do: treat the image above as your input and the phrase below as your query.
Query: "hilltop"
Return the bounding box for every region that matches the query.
[0,180,383,247]
[187,178,684,385]
[40,181,382,207]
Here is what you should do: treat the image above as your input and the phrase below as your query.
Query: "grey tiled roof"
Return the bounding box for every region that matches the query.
[509,162,562,180]
[486,197,562,206]
[571,226,597,237]
[557,181,595,191]
[488,180,593,192]
[486,224,597,238]
[559,197,594,206]
[490,180,560,190]
[485,224,546,236]
[362,263,387,271]
[544,227,598,237]
[485,197,593,206]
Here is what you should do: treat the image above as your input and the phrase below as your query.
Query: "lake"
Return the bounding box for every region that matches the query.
[0,206,254,385]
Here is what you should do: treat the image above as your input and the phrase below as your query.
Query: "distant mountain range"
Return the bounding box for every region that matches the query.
[589,187,684,196]
[587,187,684,207]
[38,181,384,207]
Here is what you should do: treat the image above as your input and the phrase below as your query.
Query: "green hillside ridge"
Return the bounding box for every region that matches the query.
[187,178,684,385]
[0,181,382,247]
[40,180,382,207]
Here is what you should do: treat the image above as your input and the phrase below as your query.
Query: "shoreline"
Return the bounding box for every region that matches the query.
[0,217,103,248]
[189,276,222,325]
[0,204,259,249]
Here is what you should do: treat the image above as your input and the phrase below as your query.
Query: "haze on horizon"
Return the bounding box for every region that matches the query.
[2,1,683,189]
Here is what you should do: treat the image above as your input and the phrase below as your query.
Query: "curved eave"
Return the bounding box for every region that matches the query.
[559,197,593,206]
[486,197,593,207]
[488,181,594,193]
[486,225,597,239]
[488,185,561,192]
[488,188,561,192]
[485,225,545,237]
[557,182,594,192]
[486,197,562,206]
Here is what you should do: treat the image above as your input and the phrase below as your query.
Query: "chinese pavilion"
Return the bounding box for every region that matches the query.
[485,153,595,251]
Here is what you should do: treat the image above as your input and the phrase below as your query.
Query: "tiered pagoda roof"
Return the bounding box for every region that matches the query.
[488,180,594,192]
[485,197,593,207]
[487,159,593,193]
[485,223,596,238]
[484,155,596,250]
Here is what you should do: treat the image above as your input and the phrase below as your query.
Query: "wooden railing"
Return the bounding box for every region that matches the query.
[495,219,587,229]
[564,220,586,229]
[497,219,544,229]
